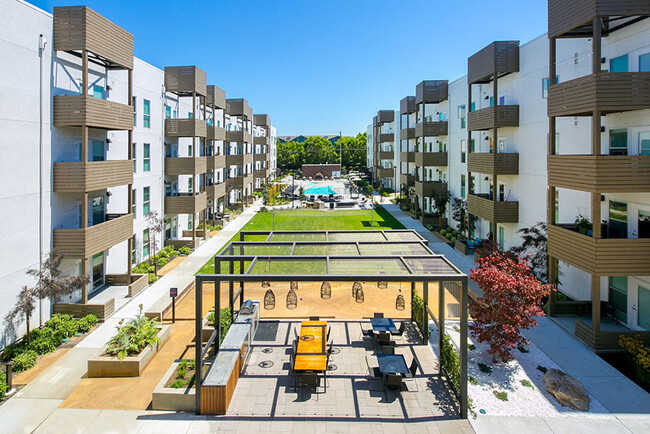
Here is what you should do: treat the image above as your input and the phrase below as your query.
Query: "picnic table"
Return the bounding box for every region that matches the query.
[370,317,398,333]
[294,320,327,371]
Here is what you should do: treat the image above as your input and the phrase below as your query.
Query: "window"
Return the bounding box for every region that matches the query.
[188,111,193,119]
[640,132,650,155]
[207,118,212,126]
[470,102,475,112]
[93,85,105,100]
[461,174,466,198]
[132,143,137,172]
[131,189,136,218]
[458,105,466,129]
[489,96,494,107]
[554,191,559,223]
[165,105,171,119]
[143,229,150,259]
[610,54,628,73]
[188,144,193,157]
[188,178,193,193]
[460,140,466,163]
[542,76,559,98]
[640,53,650,72]
[188,215,193,230]
[143,143,150,172]
[143,187,150,215]
[131,236,136,264]
[92,141,104,161]
[609,200,627,238]
[608,276,628,323]
[143,99,151,128]
[609,129,628,155]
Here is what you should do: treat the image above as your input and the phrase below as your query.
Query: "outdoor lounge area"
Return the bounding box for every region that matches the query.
[194,229,470,420]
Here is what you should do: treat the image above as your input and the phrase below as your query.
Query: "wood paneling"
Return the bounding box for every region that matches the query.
[468,105,519,131]
[226,178,243,189]
[378,133,394,143]
[206,183,226,199]
[53,95,133,130]
[415,181,447,198]
[548,0,650,38]
[164,119,207,137]
[53,160,132,192]
[378,151,394,160]
[164,193,207,215]
[548,73,650,117]
[253,114,271,127]
[468,194,519,223]
[575,320,650,351]
[415,121,448,137]
[400,128,415,140]
[400,174,415,186]
[416,152,448,167]
[243,173,254,186]
[207,125,226,141]
[400,151,415,163]
[206,85,226,108]
[468,41,520,84]
[254,169,267,178]
[226,154,244,166]
[377,110,394,124]
[253,153,267,162]
[53,6,133,69]
[548,224,650,276]
[208,155,226,170]
[243,154,253,166]
[226,130,253,143]
[226,99,252,119]
[548,155,650,192]
[53,298,115,320]
[400,96,416,114]
[105,273,148,297]
[377,168,394,178]
[164,157,207,176]
[53,213,132,259]
[468,153,519,175]
[253,136,270,146]
[416,80,448,104]
[164,66,207,96]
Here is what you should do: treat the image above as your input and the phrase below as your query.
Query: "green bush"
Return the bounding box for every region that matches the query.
[106,307,160,360]
[170,378,185,389]
[440,334,460,394]
[469,376,479,386]
[426,224,433,231]
[411,293,425,337]
[29,328,62,354]
[148,275,158,284]
[177,359,187,379]
[0,369,7,400]
[450,236,456,243]
[445,233,452,240]
[77,315,98,333]
[156,258,168,267]
[13,350,38,372]
[493,390,508,401]
[2,341,27,362]
[179,247,190,255]
[520,379,534,389]
[45,313,77,338]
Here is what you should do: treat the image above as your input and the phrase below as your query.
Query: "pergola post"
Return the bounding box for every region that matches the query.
[194,276,203,414]
[423,281,429,342]
[438,281,445,375]
[460,278,469,419]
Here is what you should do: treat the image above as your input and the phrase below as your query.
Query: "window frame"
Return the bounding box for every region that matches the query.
[143,143,151,172]
[143,99,151,129]
[143,186,150,216]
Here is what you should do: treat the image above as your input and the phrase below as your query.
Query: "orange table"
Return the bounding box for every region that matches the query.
[294,320,327,371]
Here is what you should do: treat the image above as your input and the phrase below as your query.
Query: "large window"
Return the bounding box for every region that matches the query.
[610,54,628,73]
[460,140,466,163]
[143,229,150,259]
[542,76,559,98]
[143,187,150,215]
[92,85,105,100]
[143,99,151,128]
[132,143,137,172]
[640,53,650,72]
[609,129,627,155]
[132,96,137,126]
[461,174,466,198]
[165,105,171,119]
[131,236,136,265]
[608,200,627,238]
[131,189,136,218]
[143,143,151,172]
[640,132,650,156]
[608,276,628,323]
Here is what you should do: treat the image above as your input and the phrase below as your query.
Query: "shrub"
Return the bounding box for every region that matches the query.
[469,376,479,386]
[148,275,158,284]
[13,350,38,372]
[29,328,62,354]
[106,307,160,360]
[156,258,168,268]
[170,378,185,389]
[445,233,452,240]
[411,293,425,337]
[177,359,188,379]
[77,315,98,333]
[619,335,650,385]
[478,363,492,374]
[179,247,190,256]
[426,224,433,231]
[440,334,460,394]
[520,379,534,389]
[2,341,27,362]
[493,390,508,401]
[0,369,7,400]
[45,313,77,338]
[450,236,456,243]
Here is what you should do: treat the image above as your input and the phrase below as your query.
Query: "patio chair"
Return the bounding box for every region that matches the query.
[380,345,395,354]
[310,316,320,321]
[365,355,381,378]
[390,322,406,339]
[377,332,391,346]
[385,374,403,391]
[374,312,384,318]
[402,358,419,392]
[360,322,374,340]
[300,372,324,394]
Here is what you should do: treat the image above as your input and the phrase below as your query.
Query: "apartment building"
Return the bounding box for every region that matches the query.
[0,1,276,346]
[371,110,398,190]
[367,4,650,349]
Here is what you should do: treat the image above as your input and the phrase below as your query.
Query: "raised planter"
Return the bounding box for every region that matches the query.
[431,231,454,246]
[202,311,215,342]
[454,239,469,255]
[152,361,195,411]
[87,325,170,378]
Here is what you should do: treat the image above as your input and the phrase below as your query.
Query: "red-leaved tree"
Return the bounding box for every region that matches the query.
[469,250,554,362]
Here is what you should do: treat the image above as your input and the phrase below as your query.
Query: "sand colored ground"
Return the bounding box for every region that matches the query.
[156,256,185,277]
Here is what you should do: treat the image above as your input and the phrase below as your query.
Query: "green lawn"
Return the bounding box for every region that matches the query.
[196,206,404,275]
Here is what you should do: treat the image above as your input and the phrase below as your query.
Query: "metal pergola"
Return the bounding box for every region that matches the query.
[195,229,469,418]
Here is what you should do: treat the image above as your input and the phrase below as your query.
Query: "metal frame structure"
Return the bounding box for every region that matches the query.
[194,229,469,418]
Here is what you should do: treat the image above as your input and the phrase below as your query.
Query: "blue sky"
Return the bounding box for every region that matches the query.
[28,0,548,136]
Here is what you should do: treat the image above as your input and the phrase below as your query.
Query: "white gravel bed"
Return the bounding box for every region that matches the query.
[428,321,612,419]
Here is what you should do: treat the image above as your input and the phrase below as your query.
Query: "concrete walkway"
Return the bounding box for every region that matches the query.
[382,202,650,433]
[0,203,262,433]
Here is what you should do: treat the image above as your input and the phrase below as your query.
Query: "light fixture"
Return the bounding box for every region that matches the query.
[484,95,490,100]
[352,281,362,298]
[484,136,490,141]
[106,138,112,144]
[355,287,365,303]
[264,289,275,310]
[484,176,489,181]
[286,288,297,309]
[396,294,405,311]
[262,281,270,288]
[291,281,298,291]
[377,281,388,289]
[320,281,331,299]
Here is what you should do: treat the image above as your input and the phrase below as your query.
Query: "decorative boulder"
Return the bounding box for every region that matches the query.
[543,368,590,411]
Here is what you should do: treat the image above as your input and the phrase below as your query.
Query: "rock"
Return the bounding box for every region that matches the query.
[543,368,590,411]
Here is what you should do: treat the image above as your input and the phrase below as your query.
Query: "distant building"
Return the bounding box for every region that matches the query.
[277,135,342,145]
[301,164,341,180]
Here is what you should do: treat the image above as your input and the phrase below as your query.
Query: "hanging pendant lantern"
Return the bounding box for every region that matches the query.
[286,288,298,309]
[320,281,331,300]
[262,281,271,288]
[352,281,362,298]
[291,281,298,291]
[395,294,405,311]
[264,289,275,310]
[355,287,365,304]
[377,281,388,289]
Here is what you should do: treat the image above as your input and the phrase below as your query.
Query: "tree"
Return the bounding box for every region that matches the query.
[431,190,452,230]
[145,211,164,269]
[298,186,306,201]
[5,286,36,345]
[469,251,554,362]
[452,198,468,237]
[509,222,552,283]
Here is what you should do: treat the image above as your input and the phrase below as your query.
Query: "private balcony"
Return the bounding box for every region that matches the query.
[400,173,415,187]
[415,80,448,104]
[400,128,415,140]
[53,6,133,70]
[415,181,447,198]
[468,153,519,175]
[207,155,225,171]
[226,177,243,190]
[165,156,207,176]
[164,192,207,214]
[254,168,268,178]
[376,110,394,125]
[468,193,519,223]
[378,133,394,143]
[378,150,394,160]
[468,41,519,85]
[548,0,650,39]
[547,73,650,117]
[254,136,270,146]
[53,213,132,259]
[225,153,244,166]
[400,151,415,163]
[415,121,448,137]
[253,114,271,127]
[244,153,253,166]
[415,152,447,167]
[165,118,207,137]
[244,173,254,186]
[164,66,207,97]
[207,125,226,141]
[53,160,132,192]
[226,99,252,120]
[548,155,650,192]
[226,130,253,143]
[377,168,394,178]
[468,106,519,131]
[53,95,133,130]
[206,182,226,199]
[548,224,650,276]
[400,96,416,115]
[254,153,267,162]
[206,85,226,109]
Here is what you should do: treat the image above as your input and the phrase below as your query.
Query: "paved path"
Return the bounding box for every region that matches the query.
[382,202,650,433]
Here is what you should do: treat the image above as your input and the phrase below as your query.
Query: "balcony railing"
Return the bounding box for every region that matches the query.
[165,118,207,137]
[53,95,133,130]
[415,181,447,198]
[400,151,415,163]
[400,173,415,187]
[164,66,207,97]
[378,133,394,143]
[206,182,226,199]
[468,153,519,175]
[53,213,132,259]
[415,80,448,104]
[468,41,519,84]
[415,121,448,137]
[53,160,132,192]
[468,193,518,223]
[207,125,226,141]
[253,136,270,146]
[468,105,519,131]
[165,156,207,176]
[164,192,207,214]
[415,152,447,167]
[548,73,650,117]
[400,128,415,140]
[548,224,650,276]
[377,168,394,178]
[226,130,253,143]
[548,154,650,192]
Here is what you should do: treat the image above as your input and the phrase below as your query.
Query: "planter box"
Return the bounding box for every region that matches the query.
[152,361,195,412]
[87,325,170,378]
[432,231,454,246]
[454,239,469,255]
[202,311,215,342]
